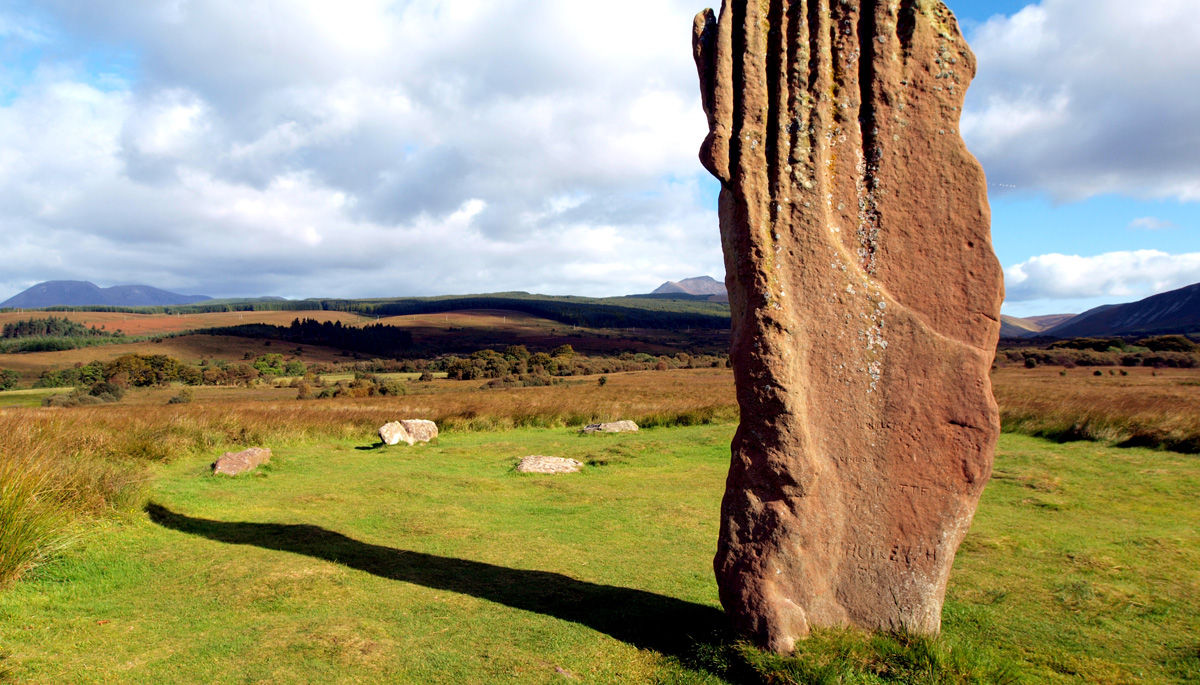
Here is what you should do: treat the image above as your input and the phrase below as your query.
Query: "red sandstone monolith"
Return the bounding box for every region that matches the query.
[692,0,1004,652]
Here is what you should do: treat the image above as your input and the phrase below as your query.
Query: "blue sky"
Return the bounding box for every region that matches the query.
[945,0,1200,316]
[0,1,1196,317]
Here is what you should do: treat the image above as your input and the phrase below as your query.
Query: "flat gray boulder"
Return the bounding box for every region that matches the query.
[580,420,639,434]
[212,447,271,476]
[514,456,583,474]
[379,419,438,446]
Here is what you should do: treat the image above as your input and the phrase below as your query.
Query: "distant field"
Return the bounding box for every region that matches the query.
[370,309,715,355]
[0,310,368,337]
[0,387,75,408]
[992,365,1200,452]
[0,335,351,380]
[0,307,724,356]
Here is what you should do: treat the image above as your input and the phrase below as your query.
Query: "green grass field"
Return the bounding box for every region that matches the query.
[1,424,1197,683]
[0,387,75,408]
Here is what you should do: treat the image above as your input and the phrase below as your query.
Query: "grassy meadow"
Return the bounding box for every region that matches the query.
[0,420,1196,683]
[1,343,1199,682]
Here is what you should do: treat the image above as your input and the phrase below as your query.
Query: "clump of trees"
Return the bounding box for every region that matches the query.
[200,319,414,357]
[0,317,127,353]
[2,316,119,339]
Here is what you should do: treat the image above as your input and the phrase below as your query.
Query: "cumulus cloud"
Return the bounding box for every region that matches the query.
[1004,250,1200,302]
[962,0,1200,202]
[1128,217,1177,231]
[0,0,721,300]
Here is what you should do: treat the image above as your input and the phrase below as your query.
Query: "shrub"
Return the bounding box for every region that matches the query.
[0,369,19,391]
[167,389,194,405]
[1138,335,1198,353]
[89,381,124,401]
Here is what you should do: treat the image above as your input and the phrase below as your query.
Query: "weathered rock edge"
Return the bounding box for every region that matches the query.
[692,0,1003,652]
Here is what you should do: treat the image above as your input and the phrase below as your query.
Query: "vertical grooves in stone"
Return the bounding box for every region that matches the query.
[807,0,830,241]
[696,0,1003,652]
[767,0,788,228]
[857,2,878,173]
[857,1,881,274]
[897,0,917,53]
[730,2,747,187]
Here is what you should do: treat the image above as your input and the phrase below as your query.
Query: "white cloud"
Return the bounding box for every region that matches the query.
[0,1,721,300]
[1005,250,1200,302]
[1128,217,1177,231]
[962,0,1200,202]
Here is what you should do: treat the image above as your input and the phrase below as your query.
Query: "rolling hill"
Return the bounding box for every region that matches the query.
[1043,282,1200,338]
[999,313,1079,338]
[1,281,211,309]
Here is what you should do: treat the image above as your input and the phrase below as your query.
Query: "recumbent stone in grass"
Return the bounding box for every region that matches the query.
[378,420,438,446]
[692,0,1004,652]
[212,448,271,476]
[579,420,639,434]
[514,456,583,474]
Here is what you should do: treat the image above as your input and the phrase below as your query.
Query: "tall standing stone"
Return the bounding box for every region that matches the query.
[692,0,1004,652]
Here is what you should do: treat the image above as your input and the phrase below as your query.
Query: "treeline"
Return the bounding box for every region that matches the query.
[999,335,1200,368]
[199,319,414,357]
[16,292,732,330]
[0,316,128,353]
[28,346,726,397]
[433,346,725,384]
[33,353,298,389]
[35,356,201,388]
[2,316,119,339]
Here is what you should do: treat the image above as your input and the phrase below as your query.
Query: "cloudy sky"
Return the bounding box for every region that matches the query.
[0,0,1196,316]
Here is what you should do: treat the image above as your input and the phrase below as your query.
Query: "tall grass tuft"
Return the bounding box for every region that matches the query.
[689,628,1021,684]
[0,412,149,586]
[0,458,74,588]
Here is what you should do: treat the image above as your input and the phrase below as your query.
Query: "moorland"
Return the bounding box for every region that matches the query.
[1,301,1198,683]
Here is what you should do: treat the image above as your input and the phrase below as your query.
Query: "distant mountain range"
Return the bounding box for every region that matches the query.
[0,281,212,309]
[1001,281,1199,339]
[1042,282,1200,338]
[648,276,729,302]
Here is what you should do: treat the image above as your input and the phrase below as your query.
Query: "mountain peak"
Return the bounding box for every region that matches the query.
[651,276,726,297]
[1,281,212,309]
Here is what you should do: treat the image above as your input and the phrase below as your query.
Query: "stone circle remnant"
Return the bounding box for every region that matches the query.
[212,447,272,476]
[579,420,639,434]
[514,456,584,474]
[379,420,439,446]
[691,0,1004,652]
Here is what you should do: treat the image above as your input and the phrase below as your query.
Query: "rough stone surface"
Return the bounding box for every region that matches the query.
[212,447,271,476]
[514,456,583,474]
[579,420,639,434]
[692,1,1003,652]
[379,420,438,446]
